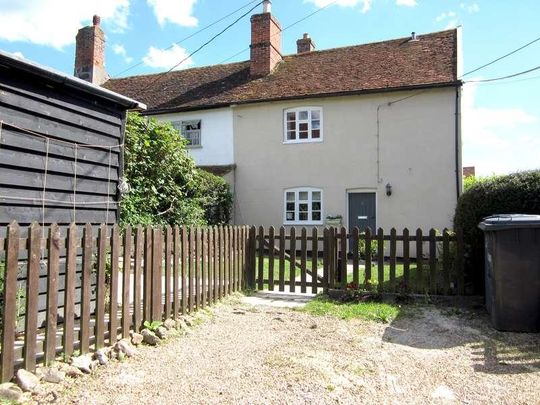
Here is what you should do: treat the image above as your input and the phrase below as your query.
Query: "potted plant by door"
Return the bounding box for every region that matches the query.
[325,215,342,227]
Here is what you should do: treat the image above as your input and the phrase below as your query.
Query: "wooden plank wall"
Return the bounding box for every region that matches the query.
[0,70,126,235]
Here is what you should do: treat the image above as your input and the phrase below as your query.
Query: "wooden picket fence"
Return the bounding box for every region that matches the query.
[0,222,248,382]
[0,222,465,383]
[245,226,464,296]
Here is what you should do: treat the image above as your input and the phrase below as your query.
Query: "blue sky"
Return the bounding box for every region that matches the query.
[0,0,538,176]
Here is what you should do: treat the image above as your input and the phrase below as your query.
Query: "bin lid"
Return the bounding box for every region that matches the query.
[478,214,540,231]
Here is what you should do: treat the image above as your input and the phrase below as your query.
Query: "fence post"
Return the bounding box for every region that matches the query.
[403,228,410,293]
[45,224,60,365]
[311,227,319,294]
[1,222,19,382]
[442,228,450,295]
[328,227,335,289]
[389,228,397,293]
[80,224,93,354]
[248,226,256,289]
[323,227,329,291]
[109,224,120,344]
[24,223,41,371]
[456,227,465,295]
[364,228,372,289]
[63,223,77,360]
[377,228,384,294]
[122,226,133,338]
[416,228,424,294]
[340,227,347,290]
[429,228,437,295]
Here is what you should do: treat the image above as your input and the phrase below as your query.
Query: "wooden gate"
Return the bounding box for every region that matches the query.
[246,226,464,295]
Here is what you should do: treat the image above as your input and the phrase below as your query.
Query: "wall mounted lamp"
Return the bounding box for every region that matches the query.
[386,183,392,196]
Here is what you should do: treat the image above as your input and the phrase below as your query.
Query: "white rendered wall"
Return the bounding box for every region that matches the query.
[155,108,234,166]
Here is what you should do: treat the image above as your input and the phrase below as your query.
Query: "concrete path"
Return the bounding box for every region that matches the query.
[242,291,315,308]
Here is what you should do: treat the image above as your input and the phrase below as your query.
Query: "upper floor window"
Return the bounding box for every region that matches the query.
[172,120,201,147]
[284,187,323,225]
[284,107,323,144]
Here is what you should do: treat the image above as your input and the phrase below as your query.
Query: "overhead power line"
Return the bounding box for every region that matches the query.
[464,64,540,83]
[145,1,263,88]
[112,0,261,78]
[460,35,540,78]
[219,0,342,64]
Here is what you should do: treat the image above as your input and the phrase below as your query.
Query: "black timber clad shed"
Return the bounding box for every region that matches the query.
[0,50,145,235]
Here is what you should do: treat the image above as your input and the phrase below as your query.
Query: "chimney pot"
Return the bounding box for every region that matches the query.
[93,15,100,26]
[303,33,309,39]
[263,0,272,13]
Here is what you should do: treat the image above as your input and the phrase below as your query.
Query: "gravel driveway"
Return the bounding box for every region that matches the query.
[56,295,540,405]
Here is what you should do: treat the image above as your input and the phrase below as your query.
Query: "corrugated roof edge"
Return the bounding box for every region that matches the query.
[0,50,146,110]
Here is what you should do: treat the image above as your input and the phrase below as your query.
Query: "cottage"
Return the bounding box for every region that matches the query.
[93,0,462,232]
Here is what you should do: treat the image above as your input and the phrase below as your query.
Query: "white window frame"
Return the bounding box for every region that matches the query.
[283,187,324,225]
[172,120,202,148]
[283,107,323,144]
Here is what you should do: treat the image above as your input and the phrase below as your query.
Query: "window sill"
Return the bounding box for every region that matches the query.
[284,221,324,226]
[187,145,203,149]
[283,139,323,145]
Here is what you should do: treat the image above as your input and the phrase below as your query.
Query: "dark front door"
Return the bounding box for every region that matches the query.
[348,192,376,232]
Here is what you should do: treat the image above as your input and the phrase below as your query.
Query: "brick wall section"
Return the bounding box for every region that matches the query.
[297,34,315,54]
[74,17,108,85]
[250,12,282,77]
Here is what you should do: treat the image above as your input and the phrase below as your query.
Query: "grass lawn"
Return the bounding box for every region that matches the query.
[300,294,401,323]
[347,263,448,293]
[254,256,446,293]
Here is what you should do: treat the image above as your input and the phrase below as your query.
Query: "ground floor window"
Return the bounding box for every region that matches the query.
[284,187,323,225]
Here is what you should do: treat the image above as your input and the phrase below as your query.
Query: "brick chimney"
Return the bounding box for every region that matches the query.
[250,0,282,78]
[74,15,109,85]
[297,33,315,54]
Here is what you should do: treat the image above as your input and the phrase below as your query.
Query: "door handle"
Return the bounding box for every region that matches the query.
[358,216,368,220]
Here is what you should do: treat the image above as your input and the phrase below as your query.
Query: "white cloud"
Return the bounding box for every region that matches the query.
[436,11,456,22]
[112,43,133,64]
[460,2,480,13]
[146,0,198,27]
[305,0,372,13]
[462,82,540,175]
[396,0,417,6]
[11,51,24,59]
[0,0,129,49]
[142,44,194,70]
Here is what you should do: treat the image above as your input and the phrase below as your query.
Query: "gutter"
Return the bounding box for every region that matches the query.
[455,86,462,200]
[0,50,146,110]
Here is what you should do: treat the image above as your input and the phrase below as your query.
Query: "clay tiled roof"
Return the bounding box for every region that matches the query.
[105,29,459,113]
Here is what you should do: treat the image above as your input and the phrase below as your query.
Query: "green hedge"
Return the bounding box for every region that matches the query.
[194,169,233,225]
[453,170,540,294]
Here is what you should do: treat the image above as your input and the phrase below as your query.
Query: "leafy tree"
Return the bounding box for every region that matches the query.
[121,112,232,226]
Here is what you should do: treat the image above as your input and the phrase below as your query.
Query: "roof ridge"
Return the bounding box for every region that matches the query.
[284,28,458,60]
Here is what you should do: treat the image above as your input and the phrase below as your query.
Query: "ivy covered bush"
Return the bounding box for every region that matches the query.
[453,170,540,293]
[120,112,232,226]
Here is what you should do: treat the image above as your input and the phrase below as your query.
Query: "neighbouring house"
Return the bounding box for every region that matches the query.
[463,166,475,178]
[79,0,462,232]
